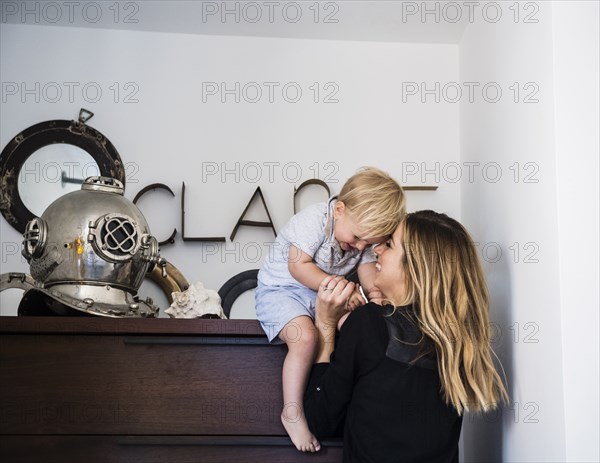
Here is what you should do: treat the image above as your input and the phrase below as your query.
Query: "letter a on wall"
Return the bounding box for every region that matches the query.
[230,187,277,241]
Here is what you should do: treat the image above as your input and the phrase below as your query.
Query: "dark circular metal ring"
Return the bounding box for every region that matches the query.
[218,269,259,319]
[0,117,125,233]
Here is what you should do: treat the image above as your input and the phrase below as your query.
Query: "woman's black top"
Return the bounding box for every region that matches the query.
[304,303,462,463]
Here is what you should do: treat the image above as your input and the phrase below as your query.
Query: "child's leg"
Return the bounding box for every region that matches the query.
[278,315,321,452]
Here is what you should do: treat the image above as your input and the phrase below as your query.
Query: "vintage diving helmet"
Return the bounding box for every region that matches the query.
[4,176,166,317]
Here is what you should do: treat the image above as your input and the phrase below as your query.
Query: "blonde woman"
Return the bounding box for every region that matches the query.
[305,210,508,462]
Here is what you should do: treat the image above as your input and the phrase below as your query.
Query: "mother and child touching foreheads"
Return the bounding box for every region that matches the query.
[255,167,508,462]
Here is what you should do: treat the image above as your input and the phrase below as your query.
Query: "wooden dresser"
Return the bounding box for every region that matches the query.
[0,317,342,462]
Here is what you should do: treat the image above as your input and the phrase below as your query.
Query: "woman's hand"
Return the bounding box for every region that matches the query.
[314,275,356,363]
[316,275,356,325]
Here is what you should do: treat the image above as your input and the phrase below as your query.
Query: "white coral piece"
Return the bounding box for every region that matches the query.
[165,282,226,319]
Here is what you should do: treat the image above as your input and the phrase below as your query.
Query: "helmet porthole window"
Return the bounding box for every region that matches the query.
[90,213,141,262]
[102,217,138,255]
[22,217,47,259]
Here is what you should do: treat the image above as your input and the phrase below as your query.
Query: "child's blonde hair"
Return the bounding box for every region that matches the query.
[338,166,405,238]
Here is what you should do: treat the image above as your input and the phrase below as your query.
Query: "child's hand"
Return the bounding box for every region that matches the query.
[346,289,367,311]
[367,288,385,305]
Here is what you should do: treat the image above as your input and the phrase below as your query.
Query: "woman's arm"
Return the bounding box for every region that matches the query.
[304,276,358,437]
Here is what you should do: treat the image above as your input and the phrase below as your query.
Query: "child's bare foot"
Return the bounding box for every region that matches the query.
[281,406,321,452]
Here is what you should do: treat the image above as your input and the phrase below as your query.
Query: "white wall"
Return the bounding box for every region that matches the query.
[552,2,599,461]
[0,23,460,316]
[460,1,599,462]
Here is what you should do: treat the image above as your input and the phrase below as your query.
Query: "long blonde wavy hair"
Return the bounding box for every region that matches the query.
[396,210,508,414]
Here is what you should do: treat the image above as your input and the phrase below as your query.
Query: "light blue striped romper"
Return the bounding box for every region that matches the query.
[255,196,376,342]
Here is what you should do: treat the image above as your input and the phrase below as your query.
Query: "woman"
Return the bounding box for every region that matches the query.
[304,210,508,462]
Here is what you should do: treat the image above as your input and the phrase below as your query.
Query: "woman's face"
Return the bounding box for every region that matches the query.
[373,223,408,304]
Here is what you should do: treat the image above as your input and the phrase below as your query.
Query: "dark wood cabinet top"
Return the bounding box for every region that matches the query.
[0,316,266,336]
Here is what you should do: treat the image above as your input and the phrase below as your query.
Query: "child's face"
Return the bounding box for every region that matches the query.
[333,202,386,252]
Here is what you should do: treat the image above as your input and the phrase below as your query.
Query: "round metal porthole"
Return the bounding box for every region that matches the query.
[0,109,125,233]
